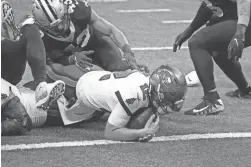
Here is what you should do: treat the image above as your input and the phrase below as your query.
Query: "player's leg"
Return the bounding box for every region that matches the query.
[1,79,32,136]
[213,51,251,99]
[89,36,130,71]
[185,20,241,115]
[1,37,27,85]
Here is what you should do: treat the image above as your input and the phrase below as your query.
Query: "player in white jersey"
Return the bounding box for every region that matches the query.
[62,64,187,142]
[1,78,65,135]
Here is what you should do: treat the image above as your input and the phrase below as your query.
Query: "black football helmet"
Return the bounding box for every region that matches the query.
[149,64,187,114]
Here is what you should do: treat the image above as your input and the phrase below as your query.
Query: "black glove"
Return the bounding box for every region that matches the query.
[138,64,150,76]
[173,26,194,52]
[122,44,139,70]
[228,24,246,62]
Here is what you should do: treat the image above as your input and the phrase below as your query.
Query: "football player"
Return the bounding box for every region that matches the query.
[1,78,65,136]
[56,65,187,142]
[173,0,251,115]
[1,1,65,102]
[19,0,140,90]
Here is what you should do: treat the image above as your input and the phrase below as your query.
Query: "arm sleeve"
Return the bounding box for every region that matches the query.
[189,2,213,31]
[22,24,47,84]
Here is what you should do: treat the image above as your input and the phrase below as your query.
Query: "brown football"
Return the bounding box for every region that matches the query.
[126,107,155,129]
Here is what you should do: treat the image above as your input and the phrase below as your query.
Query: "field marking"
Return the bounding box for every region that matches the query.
[2,132,251,151]
[117,9,172,13]
[132,46,188,51]
[88,0,127,2]
[162,20,192,24]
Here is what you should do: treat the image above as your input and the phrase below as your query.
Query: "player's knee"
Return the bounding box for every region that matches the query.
[188,34,205,49]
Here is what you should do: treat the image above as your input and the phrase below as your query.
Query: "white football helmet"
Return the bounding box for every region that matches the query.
[32,0,71,36]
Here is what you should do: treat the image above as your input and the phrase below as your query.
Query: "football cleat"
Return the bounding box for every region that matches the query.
[35,81,65,111]
[225,87,251,99]
[184,98,224,116]
[1,1,21,41]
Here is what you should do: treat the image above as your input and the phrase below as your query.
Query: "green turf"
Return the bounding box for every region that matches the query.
[2,0,251,166]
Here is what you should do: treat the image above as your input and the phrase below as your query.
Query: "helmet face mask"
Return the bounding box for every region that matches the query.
[32,0,71,37]
[149,65,187,115]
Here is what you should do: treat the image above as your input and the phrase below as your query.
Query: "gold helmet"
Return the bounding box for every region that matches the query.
[32,0,71,36]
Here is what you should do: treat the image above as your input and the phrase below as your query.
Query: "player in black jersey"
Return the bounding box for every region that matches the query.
[173,0,251,115]
[26,0,141,94]
[1,1,66,135]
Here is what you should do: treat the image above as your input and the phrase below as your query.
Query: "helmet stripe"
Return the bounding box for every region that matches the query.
[44,0,58,20]
[36,0,53,22]
[37,0,57,23]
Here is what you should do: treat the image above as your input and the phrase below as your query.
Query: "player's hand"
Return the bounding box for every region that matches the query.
[228,24,246,62]
[69,50,94,71]
[144,114,159,136]
[138,64,150,76]
[69,50,94,64]
[173,26,194,52]
[123,52,139,70]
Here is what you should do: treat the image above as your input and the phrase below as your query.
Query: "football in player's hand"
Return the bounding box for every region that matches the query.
[126,107,155,129]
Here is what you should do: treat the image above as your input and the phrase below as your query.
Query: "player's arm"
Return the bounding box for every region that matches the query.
[189,1,214,32]
[89,9,138,69]
[227,0,251,61]
[104,103,154,141]
[89,10,130,52]
[173,1,213,52]
[22,24,47,85]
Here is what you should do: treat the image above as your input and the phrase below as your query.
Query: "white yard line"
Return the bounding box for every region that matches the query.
[117,9,172,13]
[2,132,251,151]
[162,20,192,24]
[132,46,188,51]
[88,0,127,2]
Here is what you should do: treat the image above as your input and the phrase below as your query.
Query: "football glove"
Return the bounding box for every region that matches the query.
[122,44,139,70]
[123,52,139,70]
[173,26,194,52]
[138,64,150,76]
[228,24,246,62]
[69,50,94,71]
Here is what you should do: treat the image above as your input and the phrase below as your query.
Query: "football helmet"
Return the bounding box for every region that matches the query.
[149,65,187,114]
[32,0,71,37]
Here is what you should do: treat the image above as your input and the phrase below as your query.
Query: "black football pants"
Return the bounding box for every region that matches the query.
[188,20,251,95]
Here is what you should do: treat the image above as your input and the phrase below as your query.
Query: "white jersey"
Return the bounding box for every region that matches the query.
[76,70,150,127]
[1,78,47,127]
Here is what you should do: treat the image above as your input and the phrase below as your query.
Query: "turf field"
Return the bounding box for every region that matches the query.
[1,0,251,166]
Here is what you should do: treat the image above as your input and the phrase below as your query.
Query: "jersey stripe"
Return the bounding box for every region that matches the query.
[115,91,132,116]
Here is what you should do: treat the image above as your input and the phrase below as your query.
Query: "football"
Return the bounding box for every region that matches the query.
[126,107,155,129]
[185,71,200,87]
